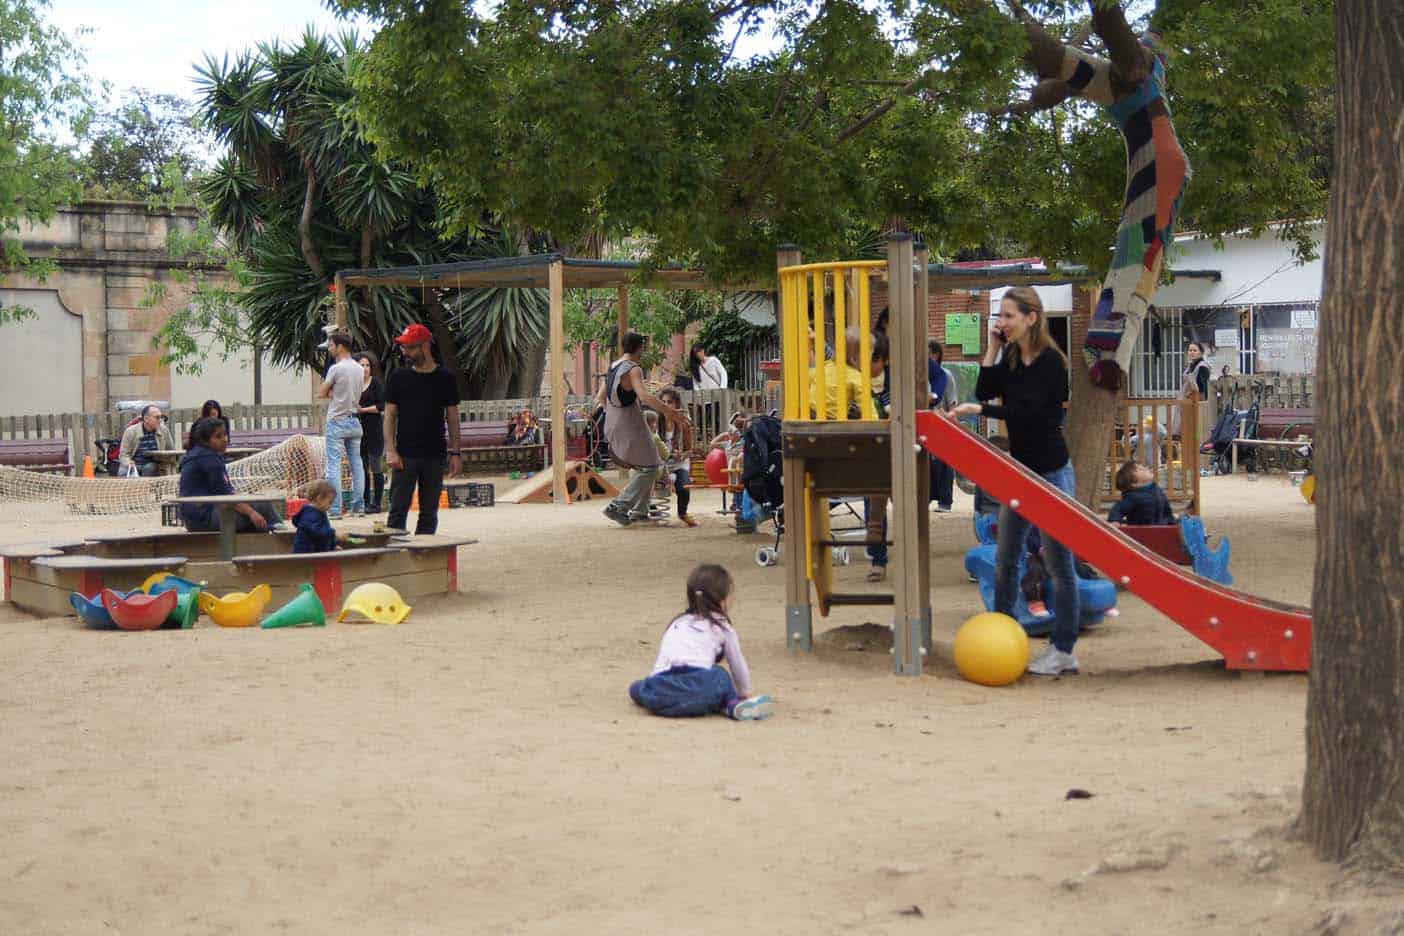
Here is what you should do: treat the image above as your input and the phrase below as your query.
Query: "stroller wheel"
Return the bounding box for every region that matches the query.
[832,547,850,566]
[755,547,777,567]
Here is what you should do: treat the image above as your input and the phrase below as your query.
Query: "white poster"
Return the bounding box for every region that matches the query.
[1214,328,1239,350]
[1257,328,1318,374]
[1291,308,1318,329]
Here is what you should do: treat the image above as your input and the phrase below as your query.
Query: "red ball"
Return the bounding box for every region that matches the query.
[704,447,729,486]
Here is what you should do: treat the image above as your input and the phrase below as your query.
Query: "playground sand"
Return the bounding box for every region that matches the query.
[0,473,1393,934]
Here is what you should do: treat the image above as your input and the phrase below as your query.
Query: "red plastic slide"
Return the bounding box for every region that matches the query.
[915,412,1311,671]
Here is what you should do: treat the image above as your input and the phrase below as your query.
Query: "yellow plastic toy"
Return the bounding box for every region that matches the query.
[198,584,273,628]
[953,612,1030,687]
[140,571,172,593]
[337,582,412,625]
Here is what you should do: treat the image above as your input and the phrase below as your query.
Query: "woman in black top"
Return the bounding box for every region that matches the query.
[1183,341,1211,399]
[355,352,387,512]
[951,286,1081,677]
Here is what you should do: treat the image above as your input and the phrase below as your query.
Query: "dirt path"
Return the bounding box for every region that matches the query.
[1,472,1394,934]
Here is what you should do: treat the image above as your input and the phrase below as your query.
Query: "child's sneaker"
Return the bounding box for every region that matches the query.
[602,504,632,526]
[680,514,700,527]
[1027,645,1080,677]
[730,695,774,720]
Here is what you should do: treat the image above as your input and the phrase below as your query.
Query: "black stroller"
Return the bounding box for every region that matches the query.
[745,413,864,567]
[1202,382,1262,475]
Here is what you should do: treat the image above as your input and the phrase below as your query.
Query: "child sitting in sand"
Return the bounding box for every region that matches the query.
[1109,460,1175,526]
[293,480,351,554]
[629,564,774,720]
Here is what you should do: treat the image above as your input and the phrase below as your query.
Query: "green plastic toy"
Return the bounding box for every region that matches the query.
[261,584,327,629]
[164,589,201,630]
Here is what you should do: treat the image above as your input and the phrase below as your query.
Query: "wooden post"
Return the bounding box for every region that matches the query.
[777,244,811,651]
[549,260,568,504]
[913,241,932,653]
[886,234,922,675]
[333,272,349,331]
[617,285,630,352]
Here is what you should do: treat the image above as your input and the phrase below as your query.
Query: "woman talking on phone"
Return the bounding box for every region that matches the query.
[950,287,1081,676]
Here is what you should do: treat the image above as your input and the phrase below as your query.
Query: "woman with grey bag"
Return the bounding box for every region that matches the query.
[599,333,688,526]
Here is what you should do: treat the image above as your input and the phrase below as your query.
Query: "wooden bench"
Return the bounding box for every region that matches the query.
[0,437,72,474]
[457,420,547,472]
[228,428,315,451]
[1257,408,1314,440]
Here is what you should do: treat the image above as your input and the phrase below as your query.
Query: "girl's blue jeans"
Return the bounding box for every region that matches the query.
[995,461,1080,653]
[629,665,737,717]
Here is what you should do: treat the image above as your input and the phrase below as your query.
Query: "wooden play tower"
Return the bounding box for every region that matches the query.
[777,235,933,675]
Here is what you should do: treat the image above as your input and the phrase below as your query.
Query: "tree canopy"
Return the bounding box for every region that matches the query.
[331,0,1333,285]
[80,89,209,200]
[0,0,90,322]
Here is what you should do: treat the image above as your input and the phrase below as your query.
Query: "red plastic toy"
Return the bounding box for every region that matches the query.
[100,588,178,631]
[704,448,729,486]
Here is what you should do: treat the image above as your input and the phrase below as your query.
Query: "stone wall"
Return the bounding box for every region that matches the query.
[1,201,311,415]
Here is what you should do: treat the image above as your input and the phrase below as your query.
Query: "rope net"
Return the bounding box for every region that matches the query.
[0,436,329,518]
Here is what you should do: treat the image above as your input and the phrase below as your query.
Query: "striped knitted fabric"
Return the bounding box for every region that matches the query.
[1062,49,1191,387]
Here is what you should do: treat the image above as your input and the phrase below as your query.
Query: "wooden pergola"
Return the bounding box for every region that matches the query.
[332,253,1222,507]
[332,255,762,505]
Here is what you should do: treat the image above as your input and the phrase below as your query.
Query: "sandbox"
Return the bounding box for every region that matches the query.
[1,529,474,617]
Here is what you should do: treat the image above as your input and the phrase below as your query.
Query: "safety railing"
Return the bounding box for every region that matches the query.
[777,260,887,422]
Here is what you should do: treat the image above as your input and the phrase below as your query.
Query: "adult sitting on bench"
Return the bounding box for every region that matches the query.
[178,418,281,533]
[118,404,175,478]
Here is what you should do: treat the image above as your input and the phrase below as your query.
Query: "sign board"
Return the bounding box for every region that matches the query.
[1291,308,1318,330]
[1214,328,1239,350]
[1257,327,1317,374]
[944,313,984,355]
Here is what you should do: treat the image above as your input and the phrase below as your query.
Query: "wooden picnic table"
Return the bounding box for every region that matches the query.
[148,447,261,475]
[171,494,287,560]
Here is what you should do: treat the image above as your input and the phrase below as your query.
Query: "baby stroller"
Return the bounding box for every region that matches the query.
[1201,383,1261,475]
[746,413,863,567]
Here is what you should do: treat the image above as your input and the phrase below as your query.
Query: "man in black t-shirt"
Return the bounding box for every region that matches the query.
[384,323,462,534]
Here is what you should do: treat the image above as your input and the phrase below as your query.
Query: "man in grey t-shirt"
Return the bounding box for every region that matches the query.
[319,332,366,517]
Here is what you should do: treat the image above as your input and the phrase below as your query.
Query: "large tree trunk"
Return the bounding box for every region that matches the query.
[1064,366,1118,508]
[423,292,472,401]
[298,160,325,280]
[1300,0,1403,877]
[510,341,548,398]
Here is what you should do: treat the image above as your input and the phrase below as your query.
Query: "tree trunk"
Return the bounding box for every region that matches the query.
[1064,365,1118,507]
[511,341,548,398]
[480,355,512,399]
[360,225,373,270]
[1300,0,1403,877]
[298,160,325,280]
[423,292,471,401]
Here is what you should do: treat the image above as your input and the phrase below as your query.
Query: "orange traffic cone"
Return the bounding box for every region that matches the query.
[82,455,95,478]
[438,491,449,509]
[411,490,418,510]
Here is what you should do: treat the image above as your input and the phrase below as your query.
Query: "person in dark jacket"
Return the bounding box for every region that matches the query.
[292,480,348,553]
[354,353,387,512]
[1109,461,1176,525]
[178,418,281,533]
[950,286,1081,677]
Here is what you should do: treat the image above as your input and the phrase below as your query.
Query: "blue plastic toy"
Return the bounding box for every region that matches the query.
[1179,516,1233,585]
[964,545,1117,637]
[146,575,205,599]
[69,590,129,630]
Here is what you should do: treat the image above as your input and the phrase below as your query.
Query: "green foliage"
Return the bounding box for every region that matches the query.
[695,306,776,390]
[81,89,209,199]
[0,0,91,324]
[333,0,1334,279]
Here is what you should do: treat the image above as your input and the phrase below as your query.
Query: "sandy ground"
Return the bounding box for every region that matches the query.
[1,471,1399,934]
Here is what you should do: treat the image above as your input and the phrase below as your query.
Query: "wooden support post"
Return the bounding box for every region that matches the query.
[777,245,811,651]
[549,260,567,505]
[886,235,923,675]
[333,272,349,331]
[617,286,630,352]
[914,242,932,652]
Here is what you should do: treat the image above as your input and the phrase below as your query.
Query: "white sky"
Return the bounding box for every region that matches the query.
[50,1,377,102]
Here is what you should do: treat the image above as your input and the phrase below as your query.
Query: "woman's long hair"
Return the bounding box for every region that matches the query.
[688,343,706,381]
[658,387,683,436]
[1001,286,1068,369]
[1184,342,1207,376]
[200,400,223,419]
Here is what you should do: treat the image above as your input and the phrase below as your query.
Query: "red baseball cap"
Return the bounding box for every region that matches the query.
[394,323,434,346]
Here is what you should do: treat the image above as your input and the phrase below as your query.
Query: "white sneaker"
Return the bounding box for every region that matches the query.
[731,695,775,720]
[1027,645,1080,677]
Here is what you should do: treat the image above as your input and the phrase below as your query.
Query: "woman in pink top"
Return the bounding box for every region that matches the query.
[629,565,774,720]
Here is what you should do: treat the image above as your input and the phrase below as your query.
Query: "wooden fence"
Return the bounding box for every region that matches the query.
[1099,396,1202,510]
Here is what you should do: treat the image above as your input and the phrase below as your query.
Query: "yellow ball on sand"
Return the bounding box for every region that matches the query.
[953,612,1030,687]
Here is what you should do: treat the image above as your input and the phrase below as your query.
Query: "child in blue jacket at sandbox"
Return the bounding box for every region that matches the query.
[629,564,774,721]
[292,480,350,554]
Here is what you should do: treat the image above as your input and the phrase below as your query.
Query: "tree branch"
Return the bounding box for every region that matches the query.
[836,73,929,143]
[1087,1,1147,81]
[298,160,325,281]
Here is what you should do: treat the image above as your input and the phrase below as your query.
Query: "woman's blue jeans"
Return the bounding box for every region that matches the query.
[995,461,1080,653]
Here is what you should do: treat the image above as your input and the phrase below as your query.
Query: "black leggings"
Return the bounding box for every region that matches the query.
[671,467,692,517]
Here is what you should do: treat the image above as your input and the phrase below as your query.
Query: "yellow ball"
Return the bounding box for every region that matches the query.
[953,612,1030,686]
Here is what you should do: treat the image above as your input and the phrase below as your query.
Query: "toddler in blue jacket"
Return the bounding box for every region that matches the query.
[293,480,350,554]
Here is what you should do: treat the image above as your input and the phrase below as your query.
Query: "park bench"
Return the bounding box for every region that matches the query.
[0,437,73,474]
[1257,408,1315,440]
[228,428,316,451]
[456,420,547,473]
